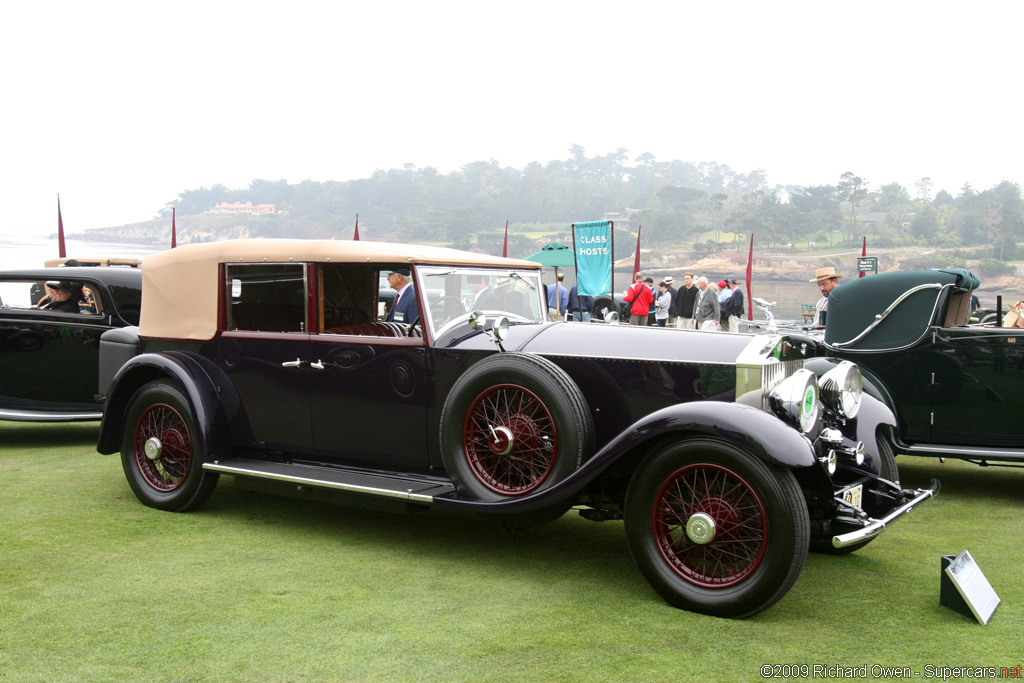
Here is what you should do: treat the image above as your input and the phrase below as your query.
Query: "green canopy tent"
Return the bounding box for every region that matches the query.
[523,241,575,318]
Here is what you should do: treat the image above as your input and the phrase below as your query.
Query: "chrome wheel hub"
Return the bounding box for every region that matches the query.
[686,512,717,545]
[487,425,514,455]
[144,436,163,461]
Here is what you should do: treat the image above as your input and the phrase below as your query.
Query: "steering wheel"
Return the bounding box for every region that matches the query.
[430,296,468,327]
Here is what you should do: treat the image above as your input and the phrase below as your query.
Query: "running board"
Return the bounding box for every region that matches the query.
[902,443,1024,463]
[203,458,455,503]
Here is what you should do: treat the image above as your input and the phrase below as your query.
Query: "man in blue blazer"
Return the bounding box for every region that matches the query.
[385,269,418,323]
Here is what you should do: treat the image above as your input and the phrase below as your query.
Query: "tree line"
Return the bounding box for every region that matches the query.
[162,146,1024,268]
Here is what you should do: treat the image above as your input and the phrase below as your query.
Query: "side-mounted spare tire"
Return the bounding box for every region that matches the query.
[439,353,594,502]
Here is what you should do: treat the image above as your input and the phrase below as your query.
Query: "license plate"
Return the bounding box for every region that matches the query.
[843,484,863,508]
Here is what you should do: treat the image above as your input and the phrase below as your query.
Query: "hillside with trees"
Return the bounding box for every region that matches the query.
[83,145,1023,279]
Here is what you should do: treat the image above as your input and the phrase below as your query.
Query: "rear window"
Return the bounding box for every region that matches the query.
[226,264,307,333]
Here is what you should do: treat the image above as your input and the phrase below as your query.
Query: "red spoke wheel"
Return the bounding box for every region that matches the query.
[120,380,219,512]
[462,384,557,495]
[652,463,768,588]
[133,403,193,492]
[441,354,593,518]
[625,439,809,618]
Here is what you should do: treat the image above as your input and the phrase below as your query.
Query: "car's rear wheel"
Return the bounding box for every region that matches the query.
[624,439,809,618]
[120,379,218,512]
[440,353,593,513]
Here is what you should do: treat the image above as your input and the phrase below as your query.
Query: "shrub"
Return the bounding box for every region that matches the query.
[975,258,1015,278]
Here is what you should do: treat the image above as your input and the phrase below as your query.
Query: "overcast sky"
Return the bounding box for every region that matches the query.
[3,1,1021,237]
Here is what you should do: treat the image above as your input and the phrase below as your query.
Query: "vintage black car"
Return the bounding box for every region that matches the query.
[96,239,937,618]
[0,265,142,422]
[823,268,1024,466]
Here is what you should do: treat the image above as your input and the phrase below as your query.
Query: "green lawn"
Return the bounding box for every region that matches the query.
[1,421,1021,682]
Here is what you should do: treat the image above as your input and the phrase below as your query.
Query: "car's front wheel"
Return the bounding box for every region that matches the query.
[624,439,809,618]
[120,379,218,512]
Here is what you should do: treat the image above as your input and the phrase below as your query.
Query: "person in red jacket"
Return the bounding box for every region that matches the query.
[623,271,654,325]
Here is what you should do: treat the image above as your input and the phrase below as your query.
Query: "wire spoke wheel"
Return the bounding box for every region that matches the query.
[462,383,557,495]
[133,402,193,492]
[120,379,219,512]
[625,438,808,618]
[653,463,767,588]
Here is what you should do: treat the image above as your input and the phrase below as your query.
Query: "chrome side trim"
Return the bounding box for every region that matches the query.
[0,316,111,332]
[903,443,1024,461]
[831,478,940,548]
[535,351,737,366]
[202,461,436,503]
[0,409,102,422]
[828,283,946,351]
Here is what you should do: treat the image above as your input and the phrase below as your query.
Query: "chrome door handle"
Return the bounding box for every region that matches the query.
[310,360,325,370]
[281,358,302,368]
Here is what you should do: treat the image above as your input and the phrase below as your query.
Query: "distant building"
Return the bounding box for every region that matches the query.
[210,202,276,215]
[861,212,889,225]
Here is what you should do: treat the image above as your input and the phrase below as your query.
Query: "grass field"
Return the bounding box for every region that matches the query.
[1,421,1021,682]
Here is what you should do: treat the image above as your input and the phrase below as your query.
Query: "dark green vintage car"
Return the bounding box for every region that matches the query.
[823,268,1024,465]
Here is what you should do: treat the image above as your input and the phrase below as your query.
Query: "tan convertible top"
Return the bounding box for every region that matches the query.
[139,239,541,340]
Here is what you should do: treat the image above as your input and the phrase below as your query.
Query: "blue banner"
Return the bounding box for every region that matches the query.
[572,221,613,297]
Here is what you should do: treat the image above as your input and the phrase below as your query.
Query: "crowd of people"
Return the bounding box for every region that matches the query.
[624,271,746,331]
[545,270,747,331]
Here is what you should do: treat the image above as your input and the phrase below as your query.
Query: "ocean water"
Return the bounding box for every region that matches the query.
[0,233,162,271]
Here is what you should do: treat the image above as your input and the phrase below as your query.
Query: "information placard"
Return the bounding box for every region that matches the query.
[941,550,1000,625]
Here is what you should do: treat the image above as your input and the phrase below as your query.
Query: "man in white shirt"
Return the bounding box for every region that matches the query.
[809,267,842,327]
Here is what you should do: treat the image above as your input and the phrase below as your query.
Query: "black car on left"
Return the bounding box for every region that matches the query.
[0,265,142,422]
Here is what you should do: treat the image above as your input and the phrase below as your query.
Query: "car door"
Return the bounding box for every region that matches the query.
[927,326,1024,448]
[215,263,314,454]
[0,278,106,411]
[307,263,431,469]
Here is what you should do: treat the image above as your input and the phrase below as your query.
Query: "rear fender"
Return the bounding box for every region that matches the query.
[97,352,233,462]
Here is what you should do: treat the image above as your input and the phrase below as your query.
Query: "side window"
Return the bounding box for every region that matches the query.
[319,263,419,338]
[0,281,38,308]
[109,284,141,325]
[319,263,377,332]
[226,264,307,333]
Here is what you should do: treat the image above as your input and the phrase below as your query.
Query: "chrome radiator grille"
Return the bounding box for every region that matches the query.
[761,359,803,411]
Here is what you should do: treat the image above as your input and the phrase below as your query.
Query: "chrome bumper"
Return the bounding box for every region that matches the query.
[831,478,941,548]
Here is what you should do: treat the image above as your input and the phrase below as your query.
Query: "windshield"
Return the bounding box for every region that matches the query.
[418,266,545,336]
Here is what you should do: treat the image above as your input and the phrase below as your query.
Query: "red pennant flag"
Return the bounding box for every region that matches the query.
[171,207,177,249]
[57,195,66,258]
[633,225,642,276]
[859,236,866,278]
[353,214,360,241]
[746,233,754,320]
[502,220,508,258]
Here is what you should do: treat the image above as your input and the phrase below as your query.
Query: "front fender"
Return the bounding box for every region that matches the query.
[433,401,816,513]
[97,352,232,462]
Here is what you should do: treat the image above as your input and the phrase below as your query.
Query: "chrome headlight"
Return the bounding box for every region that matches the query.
[819,360,863,419]
[768,368,820,434]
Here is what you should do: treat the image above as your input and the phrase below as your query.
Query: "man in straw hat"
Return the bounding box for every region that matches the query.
[809,266,842,327]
